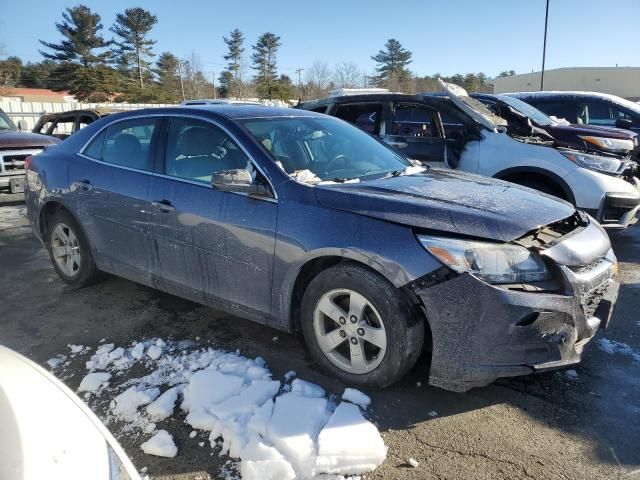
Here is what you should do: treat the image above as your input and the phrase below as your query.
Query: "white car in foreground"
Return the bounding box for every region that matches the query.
[0,345,140,480]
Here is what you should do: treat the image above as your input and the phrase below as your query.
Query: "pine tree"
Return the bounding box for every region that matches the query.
[110,7,157,91]
[155,51,181,102]
[251,32,280,99]
[370,38,413,89]
[219,29,245,98]
[39,5,114,100]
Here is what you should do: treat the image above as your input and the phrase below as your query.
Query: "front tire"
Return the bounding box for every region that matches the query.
[300,263,424,389]
[46,210,100,288]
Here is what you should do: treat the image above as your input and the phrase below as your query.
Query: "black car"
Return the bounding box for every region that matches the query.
[33,108,122,140]
[472,93,638,158]
[509,91,640,135]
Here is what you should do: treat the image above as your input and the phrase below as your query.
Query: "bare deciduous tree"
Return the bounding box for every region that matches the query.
[333,62,363,89]
[305,60,332,99]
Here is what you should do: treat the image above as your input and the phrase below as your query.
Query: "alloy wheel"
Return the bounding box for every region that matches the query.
[51,223,81,277]
[312,288,387,374]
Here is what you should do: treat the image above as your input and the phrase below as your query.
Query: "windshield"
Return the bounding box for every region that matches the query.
[241,116,411,183]
[0,110,17,130]
[496,95,554,126]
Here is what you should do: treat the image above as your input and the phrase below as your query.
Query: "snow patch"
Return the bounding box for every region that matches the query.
[78,372,111,393]
[111,386,160,418]
[141,430,177,458]
[291,378,326,398]
[146,386,180,421]
[342,388,371,409]
[315,402,387,475]
[597,338,640,362]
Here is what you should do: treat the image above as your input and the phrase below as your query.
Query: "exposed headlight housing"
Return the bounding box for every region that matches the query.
[560,150,624,175]
[417,235,551,284]
[578,135,634,153]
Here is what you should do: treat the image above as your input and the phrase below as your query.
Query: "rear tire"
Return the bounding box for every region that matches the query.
[46,210,100,288]
[300,263,424,389]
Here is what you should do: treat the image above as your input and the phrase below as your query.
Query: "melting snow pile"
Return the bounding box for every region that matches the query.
[49,338,387,479]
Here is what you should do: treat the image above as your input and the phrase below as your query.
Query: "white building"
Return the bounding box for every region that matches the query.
[493,67,640,100]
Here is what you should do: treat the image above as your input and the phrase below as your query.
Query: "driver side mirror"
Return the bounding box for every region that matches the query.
[615,118,633,130]
[211,169,273,198]
[17,120,27,131]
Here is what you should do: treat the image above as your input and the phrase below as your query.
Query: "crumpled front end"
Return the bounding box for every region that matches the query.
[411,215,619,392]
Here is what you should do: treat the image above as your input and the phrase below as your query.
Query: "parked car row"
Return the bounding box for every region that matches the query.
[296,80,640,229]
[23,98,622,392]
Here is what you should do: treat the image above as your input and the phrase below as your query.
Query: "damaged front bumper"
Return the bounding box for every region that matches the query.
[412,222,618,393]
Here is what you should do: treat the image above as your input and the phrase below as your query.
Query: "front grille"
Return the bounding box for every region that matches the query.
[0,148,42,175]
[580,282,607,317]
[2,154,28,172]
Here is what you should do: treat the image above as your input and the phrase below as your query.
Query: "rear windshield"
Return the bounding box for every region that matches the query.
[240,116,410,183]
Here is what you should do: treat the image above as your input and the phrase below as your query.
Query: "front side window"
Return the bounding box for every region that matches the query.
[94,118,157,170]
[241,116,410,183]
[333,103,382,134]
[392,103,439,138]
[164,117,250,184]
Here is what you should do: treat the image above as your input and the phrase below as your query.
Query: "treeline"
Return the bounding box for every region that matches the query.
[0,4,500,102]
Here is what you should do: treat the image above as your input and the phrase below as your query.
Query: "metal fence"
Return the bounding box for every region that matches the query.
[0,100,175,131]
[1,98,293,132]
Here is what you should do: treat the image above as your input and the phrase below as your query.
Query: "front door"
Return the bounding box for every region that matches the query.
[147,116,277,320]
[383,102,446,164]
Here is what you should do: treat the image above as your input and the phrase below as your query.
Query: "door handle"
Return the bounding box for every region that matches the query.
[387,141,408,148]
[78,179,93,191]
[151,199,175,212]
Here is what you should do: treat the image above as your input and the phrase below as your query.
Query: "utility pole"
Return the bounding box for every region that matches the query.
[212,71,217,99]
[295,68,304,99]
[177,61,186,101]
[540,0,550,91]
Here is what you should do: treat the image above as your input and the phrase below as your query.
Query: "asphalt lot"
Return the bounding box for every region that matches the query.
[1,191,639,480]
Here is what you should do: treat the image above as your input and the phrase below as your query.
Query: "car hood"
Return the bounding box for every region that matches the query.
[314,169,576,242]
[551,123,637,140]
[438,79,507,132]
[0,129,59,149]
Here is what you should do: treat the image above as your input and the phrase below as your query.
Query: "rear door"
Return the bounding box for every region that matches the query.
[147,115,278,320]
[73,116,159,284]
[384,102,446,163]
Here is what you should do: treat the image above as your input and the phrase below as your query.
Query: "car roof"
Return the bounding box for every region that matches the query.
[299,93,453,109]
[111,105,324,121]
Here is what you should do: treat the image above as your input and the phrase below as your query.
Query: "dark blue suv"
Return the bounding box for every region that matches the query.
[24,106,619,391]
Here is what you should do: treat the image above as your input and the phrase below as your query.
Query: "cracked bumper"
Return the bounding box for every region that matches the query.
[413,263,618,392]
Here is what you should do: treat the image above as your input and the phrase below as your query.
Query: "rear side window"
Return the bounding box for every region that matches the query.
[90,118,157,171]
[333,103,382,135]
[83,129,107,159]
[50,114,76,139]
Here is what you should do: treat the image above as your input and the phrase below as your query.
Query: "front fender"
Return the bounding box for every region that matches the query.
[270,200,444,331]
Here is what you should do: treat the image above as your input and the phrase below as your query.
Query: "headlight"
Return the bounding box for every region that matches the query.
[560,150,623,174]
[417,235,551,284]
[578,135,633,153]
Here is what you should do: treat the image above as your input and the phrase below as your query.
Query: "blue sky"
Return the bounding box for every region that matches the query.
[1,0,638,79]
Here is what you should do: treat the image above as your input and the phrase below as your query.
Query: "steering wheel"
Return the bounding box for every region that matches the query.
[324,154,348,175]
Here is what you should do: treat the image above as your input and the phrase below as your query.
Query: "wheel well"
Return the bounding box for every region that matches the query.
[499,171,572,203]
[289,256,433,355]
[39,201,69,240]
